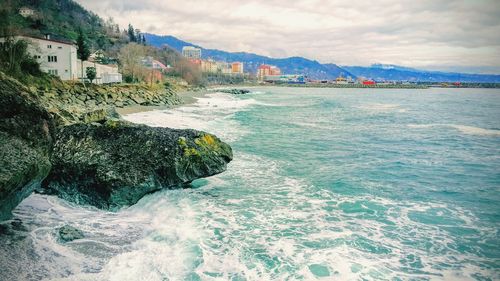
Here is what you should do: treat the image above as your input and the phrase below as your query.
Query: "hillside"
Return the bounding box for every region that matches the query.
[1,0,127,52]
[343,64,500,83]
[144,33,353,79]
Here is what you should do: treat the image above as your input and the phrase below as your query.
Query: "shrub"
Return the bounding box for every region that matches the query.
[86,67,97,83]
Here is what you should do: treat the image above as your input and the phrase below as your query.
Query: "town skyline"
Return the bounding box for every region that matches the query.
[76,0,500,74]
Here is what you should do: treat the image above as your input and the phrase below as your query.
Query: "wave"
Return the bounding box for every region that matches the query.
[357,103,403,112]
[123,92,254,142]
[408,124,500,136]
[450,125,500,136]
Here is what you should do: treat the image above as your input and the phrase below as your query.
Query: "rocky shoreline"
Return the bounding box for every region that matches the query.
[0,72,233,220]
[35,82,183,126]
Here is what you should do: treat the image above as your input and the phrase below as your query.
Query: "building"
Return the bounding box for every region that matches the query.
[77,60,122,84]
[335,76,348,84]
[201,59,218,73]
[270,66,281,76]
[19,7,35,17]
[141,56,171,72]
[189,59,203,68]
[182,46,202,59]
[231,62,244,74]
[1,35,122,83]
[139,56,173,83]
[362,80,376,85]
[257,65,271,80]
[216,61,232,74]
[257,64,281,80]
[1,35,79,80]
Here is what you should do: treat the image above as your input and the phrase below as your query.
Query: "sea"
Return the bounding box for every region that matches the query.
[1,87,499,281]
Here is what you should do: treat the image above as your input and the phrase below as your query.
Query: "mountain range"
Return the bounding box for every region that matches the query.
[145,34,500,83]
[144,33,352,80]
[343,64,500,83]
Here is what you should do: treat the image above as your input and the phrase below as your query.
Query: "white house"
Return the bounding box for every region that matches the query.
[77,60,122,84]
[1,35,122,83]
[4,35,79,80]
[19,7,35,17]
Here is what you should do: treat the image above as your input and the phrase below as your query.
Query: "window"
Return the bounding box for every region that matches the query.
[34,55,41,59]
[48,56,58,62]
[47,45,52,49]
[58,46,62,49]
[48,69,58,75]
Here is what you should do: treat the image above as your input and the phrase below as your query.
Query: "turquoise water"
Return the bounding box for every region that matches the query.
[1,87,500,280]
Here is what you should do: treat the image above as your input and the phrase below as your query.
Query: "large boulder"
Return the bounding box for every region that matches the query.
[42,120,232,209]
[0,72,55,221]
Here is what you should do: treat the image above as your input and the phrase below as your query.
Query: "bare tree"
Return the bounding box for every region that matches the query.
[118,43,147,82]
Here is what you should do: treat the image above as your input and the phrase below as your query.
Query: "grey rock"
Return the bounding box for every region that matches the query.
[42,120,233,210]
[58,225,84,242]
[0,72,55,221]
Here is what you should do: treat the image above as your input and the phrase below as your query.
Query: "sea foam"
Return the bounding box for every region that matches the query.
[408,123,500,136]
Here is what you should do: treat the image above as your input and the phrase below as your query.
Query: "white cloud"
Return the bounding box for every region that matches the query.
[77,0,500,72]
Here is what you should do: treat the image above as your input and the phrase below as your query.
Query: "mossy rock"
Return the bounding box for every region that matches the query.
[42,121,232,210]
[58,225,84,242]
[0,72,55,221]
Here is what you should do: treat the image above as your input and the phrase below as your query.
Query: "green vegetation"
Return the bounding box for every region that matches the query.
[0,37,40,78]
[86,66,96,83]
[0,37,55,84]
[76,29,90,83]
[1,0,126,50]
[1,0,205,86]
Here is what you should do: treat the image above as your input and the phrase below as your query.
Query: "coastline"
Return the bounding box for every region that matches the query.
[116,89,210,115]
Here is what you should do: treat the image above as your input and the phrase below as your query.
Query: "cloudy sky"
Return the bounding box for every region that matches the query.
[77,0,500,73]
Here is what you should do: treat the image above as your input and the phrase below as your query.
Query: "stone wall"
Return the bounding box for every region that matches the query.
[33,83,182,125]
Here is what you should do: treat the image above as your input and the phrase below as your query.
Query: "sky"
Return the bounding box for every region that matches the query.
[77,0,500,73]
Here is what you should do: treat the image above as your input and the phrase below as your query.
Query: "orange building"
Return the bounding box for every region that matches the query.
[270,66,281,75]
[231,62,244,74]
[257,64,281,80]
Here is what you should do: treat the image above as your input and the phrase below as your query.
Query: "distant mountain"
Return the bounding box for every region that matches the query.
[343,64,500,83]
[144,33,353,79]
[145,34,500,83]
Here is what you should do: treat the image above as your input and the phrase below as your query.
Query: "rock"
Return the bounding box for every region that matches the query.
[219,89,250,95]
[81,107,120,124]
[76,94,86,102]
[131,95,146,105]
[0,72,55,221]
[85,99,96,107]
[42,120,232,209]
[58,225,84,242]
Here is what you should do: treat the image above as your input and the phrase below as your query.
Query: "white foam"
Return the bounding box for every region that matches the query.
[357,103,402,112]
[123,92,255,142]
[124,92,257,128]
[408,123,500,136]
[450,124,500,136]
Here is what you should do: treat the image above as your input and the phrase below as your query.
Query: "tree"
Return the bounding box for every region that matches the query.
[127,24,136,42]
[77,29,91,83]
[135,29,141,43]
[118,43,147,83]
[86,67,96,83]
[0,38,42,81]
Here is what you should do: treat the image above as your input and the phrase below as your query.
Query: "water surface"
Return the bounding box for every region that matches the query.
[1,87,499,280]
